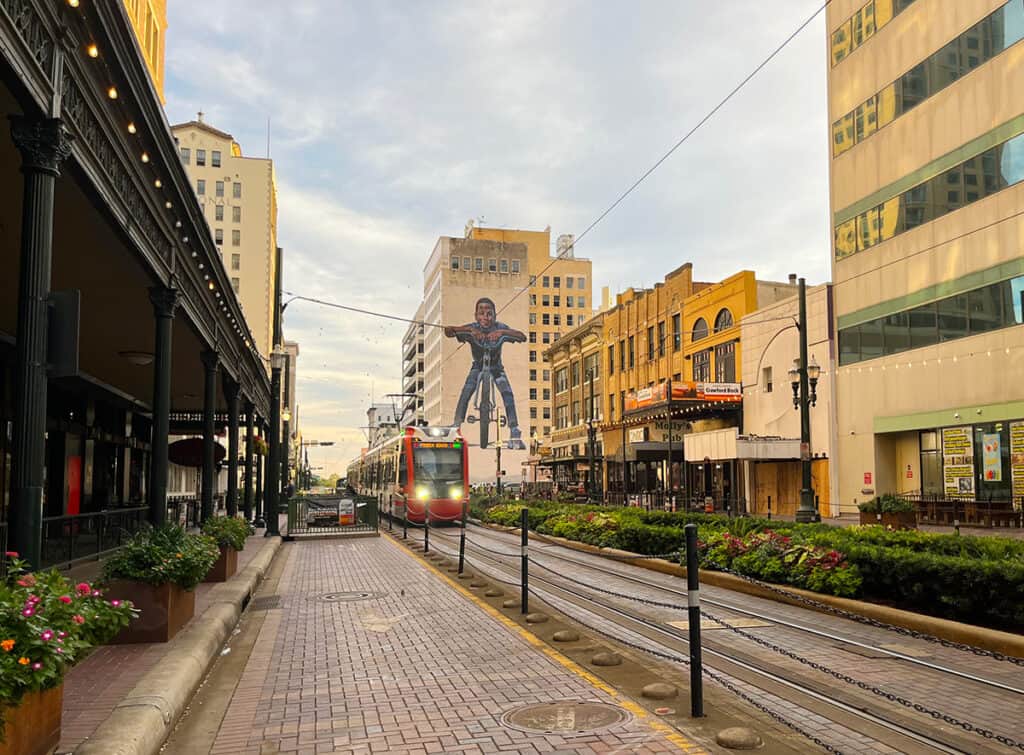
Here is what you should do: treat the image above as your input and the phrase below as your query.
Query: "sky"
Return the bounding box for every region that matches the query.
[163,0,832,475]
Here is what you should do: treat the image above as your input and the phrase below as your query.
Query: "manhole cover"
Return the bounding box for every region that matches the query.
[317,591,380,602]
[501,701,631,735]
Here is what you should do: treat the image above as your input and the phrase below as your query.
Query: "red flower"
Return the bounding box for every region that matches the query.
[4,551,18,558]
[59,596,72,604]
[75,583,91,596]
[72,615,85,625]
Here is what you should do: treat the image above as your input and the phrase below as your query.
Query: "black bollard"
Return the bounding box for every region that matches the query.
[458,500,467,574]
[424,500,430,553]
[403,498,408,540]
[685,523,704,718]
[389,500,393,532]
[521,508,529,615]
[767,495,772,521]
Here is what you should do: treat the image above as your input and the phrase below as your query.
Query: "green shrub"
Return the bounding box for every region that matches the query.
[201,516,253,551]
[102,525,220,591]
[858,494,916,513]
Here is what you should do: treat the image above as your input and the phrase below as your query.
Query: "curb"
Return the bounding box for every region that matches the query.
[479,521,1024,659]
[74,537,283,755]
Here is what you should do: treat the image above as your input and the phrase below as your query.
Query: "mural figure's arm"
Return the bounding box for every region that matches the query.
[443,324,480,342]
[485,327,526,343]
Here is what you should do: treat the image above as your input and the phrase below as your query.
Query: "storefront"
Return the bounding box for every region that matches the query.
[924,422,1024,504]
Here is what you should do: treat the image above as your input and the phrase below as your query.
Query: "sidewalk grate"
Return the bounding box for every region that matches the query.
[501,701,631,736]
[249,595,281,610]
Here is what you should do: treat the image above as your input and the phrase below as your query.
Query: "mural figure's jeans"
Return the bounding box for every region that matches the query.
[455,366,519,428]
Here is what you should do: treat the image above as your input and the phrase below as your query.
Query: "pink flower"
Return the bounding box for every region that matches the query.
[16,577,34,587]
[59,596,72,604]
[55,648,64,655]
[72,615,85,625]
[91,590,101,597]
[57,631,67,639]
[4,551,17,558]
[28,595,40,604]
[110,600,121,607]
[75,583,90,596]
[32,662,41,670]
[40,630,53,642]
[21,608,33,617]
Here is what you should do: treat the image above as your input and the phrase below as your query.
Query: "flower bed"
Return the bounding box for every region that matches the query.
[0,553,135,746]
[476,501,1024,630]
[200,516,253,583]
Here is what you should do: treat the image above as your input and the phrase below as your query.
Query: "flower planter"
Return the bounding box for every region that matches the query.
[859,511,918,530]
[203,545,238,583]
[105,580,195,643]
[0,685,62,755]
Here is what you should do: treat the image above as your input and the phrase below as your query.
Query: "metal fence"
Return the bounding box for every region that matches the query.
[168,496,201,529]
[285,494,378,538]
[40,506,149,570]
[898,492,1023,529]
[603,491,746,515]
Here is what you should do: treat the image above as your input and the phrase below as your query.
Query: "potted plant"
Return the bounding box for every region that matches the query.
[0,552,135,755]
[102,525,219,643]
[200,516,253,582]
[858,494,918,530]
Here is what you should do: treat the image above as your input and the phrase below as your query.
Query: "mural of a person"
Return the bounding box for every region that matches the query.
[444,297,527,449]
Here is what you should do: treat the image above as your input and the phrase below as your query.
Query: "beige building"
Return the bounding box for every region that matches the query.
[739,284,835,516]
[418,235,531,483]
[123,0,167,102]
[828,0,1024,510]
[171,117,280,361]
[401,303,425,425]
[467,226,593,448]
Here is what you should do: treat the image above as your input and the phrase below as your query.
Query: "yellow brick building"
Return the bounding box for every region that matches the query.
[123,0,167,102]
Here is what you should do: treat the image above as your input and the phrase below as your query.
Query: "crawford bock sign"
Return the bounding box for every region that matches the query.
[625,381,742,411]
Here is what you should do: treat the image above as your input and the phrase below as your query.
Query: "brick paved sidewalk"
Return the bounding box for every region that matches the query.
[204,537,696,754]
[57,530,277,753]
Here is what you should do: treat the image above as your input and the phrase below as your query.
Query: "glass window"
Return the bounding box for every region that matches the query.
[530,350,537,362]
[231,253,240,271]
[529,369,537,382]
[231,277,239,293]
[658,321,666,357]
[529,313,536,325]
[859,317,883,359]
[553,296,561,307]
[450,256,459,270]
[762,366,773,393]
[215,180,224,197]
[968,284,1004,334]
[628,336,635,368]
[619,340,626,371]
[672,313,681,351]
[567,315,574,326]
[511,260,520,274]
[566,277,574,289]
[838,326,860,366]
[215,205,224,221]
[232,183,241,199]
[553,314,561,326]
[180,147,190,163]
[608,344,615,374]
[1009,275,1024,323]
[196,149,206,166]
[857,207,881,251]
[463,256,471,270]
[542,313,550,326]
[212,150,221,167]
[647,326,655,361]
[553,277,561,288]
[500,259,509,273]
[214,228,223,244]
[475,258,483,271]
[937,294,969,341]
[488,258,497,272]
[543,389,550,401]
[566,297,573,308]
[692,349,711,381]
[543,332,550,344]
[232,230,240,246]
[543,276,549,287]
[232,206,241,222]
[714,308,734,332]
[542,295,550,306]
[529,332,536,343]
[543,369,550,381]
[882,311,910,354]
[578,277,585,289]
[577,296,585,307]
[692,317,709,342]
[197,179,205,195]
[834,218,857,259]
[908,303,938,349]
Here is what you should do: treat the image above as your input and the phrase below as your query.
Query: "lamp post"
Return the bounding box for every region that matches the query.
[586,368,598,503]
[789,278,821,523]
[264,346,284,537]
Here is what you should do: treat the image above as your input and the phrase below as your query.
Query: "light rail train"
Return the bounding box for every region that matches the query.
[347,425,468,524]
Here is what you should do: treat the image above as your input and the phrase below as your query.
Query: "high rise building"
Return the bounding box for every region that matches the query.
[171,116,280,361]
[123,0,167,101]
[828,0,1024,509]
[401,303,426,426]
[466,225,593,448]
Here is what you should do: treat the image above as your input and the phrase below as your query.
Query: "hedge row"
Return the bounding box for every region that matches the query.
[476,501,1024,630]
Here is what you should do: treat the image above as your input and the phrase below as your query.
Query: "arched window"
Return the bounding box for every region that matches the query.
[692,317,709,342]
[714,308,734,332]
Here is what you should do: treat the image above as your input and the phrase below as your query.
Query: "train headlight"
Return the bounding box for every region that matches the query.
[416,487,430,500]
[449,486,462,500]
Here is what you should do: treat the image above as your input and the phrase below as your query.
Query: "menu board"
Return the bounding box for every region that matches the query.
[982,433,1002,482]
[942,426,974,495]
[1010,422,1024,501]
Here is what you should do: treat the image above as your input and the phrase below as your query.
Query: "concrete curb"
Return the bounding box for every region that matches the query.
[74,537,283,755]
[478,521,1024,659]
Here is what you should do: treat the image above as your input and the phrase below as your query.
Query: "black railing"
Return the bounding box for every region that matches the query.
[40,506,149,570]
[168,496,201,529]
[286,494,378,538]
[603,490,746,515]
[897,492,1023,529]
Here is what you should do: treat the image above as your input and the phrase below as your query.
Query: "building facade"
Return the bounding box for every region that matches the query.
[401,303,425,426]
[467,226,593,447]
[123,0,166,102]
[542,312,605,491]
[171,118,280,362]
[828,0,1024,510]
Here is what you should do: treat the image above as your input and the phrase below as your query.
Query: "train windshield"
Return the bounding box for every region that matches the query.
[413,446,463,496]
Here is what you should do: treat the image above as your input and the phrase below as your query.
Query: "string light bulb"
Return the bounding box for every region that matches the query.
[68,0,79,7]
[141,152,149,163]
[154,178,161,188]
[127,122,137,134]
[208,282,215,291]
[107,86,118,100]
[86,43,99,58]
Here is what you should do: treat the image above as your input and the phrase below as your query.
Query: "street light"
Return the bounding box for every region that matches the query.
[264,346,285,536]
[586,367,599,503]
[789,278,821,523]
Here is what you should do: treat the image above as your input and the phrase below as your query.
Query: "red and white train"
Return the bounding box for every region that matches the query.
[346,425,468,524]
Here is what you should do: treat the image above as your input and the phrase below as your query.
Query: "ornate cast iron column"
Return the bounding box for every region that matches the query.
[254,422,265,528]
[148,286,178,526]
[200,350,219,523]
[9,116,72,568]
[244,400,255,521]
[225,377,240,517]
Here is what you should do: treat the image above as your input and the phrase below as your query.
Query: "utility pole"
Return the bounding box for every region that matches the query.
[791,278,821,523]
[587,368,597,502]
[666,378,673,509]
[496,405,503,496]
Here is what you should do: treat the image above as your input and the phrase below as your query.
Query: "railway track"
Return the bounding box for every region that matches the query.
[386,519,1022,755]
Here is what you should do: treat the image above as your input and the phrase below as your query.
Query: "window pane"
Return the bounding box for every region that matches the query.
[834,218,857,259]
[937,294,968,341]
[838,326,860,365]
[968,284,1004,334]
[877,196,902,241]
[908,303,937,348]
[875,82,898,129]
[857,208,880,251]
[855,95,877,142]
[882,311,910,354]
[997,132,1024,187]
[831,19,852,65]
[1010,276,1024,324]
[859,318,883,359]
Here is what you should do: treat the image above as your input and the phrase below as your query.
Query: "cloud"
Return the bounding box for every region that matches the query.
[165,0,831,472]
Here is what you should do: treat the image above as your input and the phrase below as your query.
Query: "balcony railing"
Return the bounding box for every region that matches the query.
[40,506,149,570]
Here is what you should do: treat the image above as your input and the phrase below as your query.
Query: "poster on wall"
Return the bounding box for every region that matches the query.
[942,426,974,495]
[1010,422,1024,501]
[982,433,1002,482]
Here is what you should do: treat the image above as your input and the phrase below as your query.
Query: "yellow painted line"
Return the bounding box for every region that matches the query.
[381,533,706,753]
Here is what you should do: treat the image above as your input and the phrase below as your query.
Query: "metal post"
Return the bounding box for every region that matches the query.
[685,523,704,717]
[520,507,529,615]
[423,500,430,553]
[225,379,240,517]
[281,351,291,500]
[8,117,72,568]
[796,278,816,523]
[244,402,254,521]
[666,383,673,511]
[200,350,218,523]
[254,432,265,528]
[147,287,178,527]
[458,500,467,574]
[265,366,282,537]
[587,369,597,503]
[403,497,408,539]
[767,495,772,521]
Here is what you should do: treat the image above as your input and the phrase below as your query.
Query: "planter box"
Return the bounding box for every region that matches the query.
[204,545,238,583]
[859,511,918,530]
[105,580,196,643]
[0,685,62,755]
